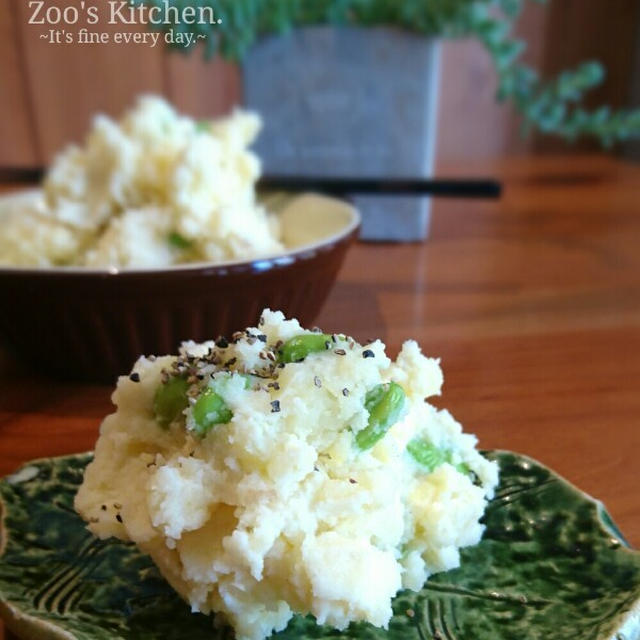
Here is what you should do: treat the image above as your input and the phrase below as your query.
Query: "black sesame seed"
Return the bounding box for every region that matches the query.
[271,400,281,413]
[216,337,229,349]
[314,376,322,388]
[362,349,375,358]
[257,334,267,342]
[349,478,357,484]
[334,349,346,356]
[101,504,107,511]
[342,388,349,396]
[324,341,331,350]
[129,372,140,382]
[116,514,123,523]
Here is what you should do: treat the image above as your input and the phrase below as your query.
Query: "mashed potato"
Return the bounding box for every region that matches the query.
[74,310,498,640]
[0,96,282,268]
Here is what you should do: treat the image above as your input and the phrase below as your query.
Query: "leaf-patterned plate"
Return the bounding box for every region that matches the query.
[0,451,639,640]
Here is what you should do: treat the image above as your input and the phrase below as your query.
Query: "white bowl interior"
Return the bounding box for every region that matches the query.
[271,192,359,250]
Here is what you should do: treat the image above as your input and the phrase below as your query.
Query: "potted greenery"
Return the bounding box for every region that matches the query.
[142,0,640,238]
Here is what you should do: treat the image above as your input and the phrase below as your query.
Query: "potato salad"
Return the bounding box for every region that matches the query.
[0,96,282,268]
[75,309,498,640]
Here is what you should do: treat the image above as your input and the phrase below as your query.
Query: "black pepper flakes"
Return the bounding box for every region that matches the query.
[116,514,123,523]
[362,349,375,358]
[314,376,322,388]
[101,504,107,511]
[129,372,140,382]
[268,382,280,390]
[271,400,281,413]
[342,388,349,396]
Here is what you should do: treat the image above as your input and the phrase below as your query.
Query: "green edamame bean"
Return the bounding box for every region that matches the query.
[355,381,406,450]
[167,232,192,249]
[278,333,332,363]
[406,439,448,472]
[192,388,233,436]
[153,376,190,428]
[407,438,472,475]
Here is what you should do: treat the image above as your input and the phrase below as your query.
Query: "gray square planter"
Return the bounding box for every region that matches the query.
[243,26,440,241]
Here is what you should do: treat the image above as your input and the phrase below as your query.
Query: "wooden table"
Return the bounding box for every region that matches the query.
[1,154,639,639]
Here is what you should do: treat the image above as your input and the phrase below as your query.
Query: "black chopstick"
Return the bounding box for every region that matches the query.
[0,168,502,199]
[258,176,502,199]
[0,168,44,183]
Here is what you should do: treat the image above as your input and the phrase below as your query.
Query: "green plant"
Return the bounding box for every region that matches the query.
[139,0,640,145]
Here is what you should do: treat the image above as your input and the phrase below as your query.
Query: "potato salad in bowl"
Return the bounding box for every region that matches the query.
[75,309,499,640]
[0,96,282,268]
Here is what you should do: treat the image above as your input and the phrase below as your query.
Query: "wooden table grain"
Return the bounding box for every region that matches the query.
[1,154,639,639]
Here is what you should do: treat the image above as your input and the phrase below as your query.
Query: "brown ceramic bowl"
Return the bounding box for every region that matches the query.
[0,191,359,382]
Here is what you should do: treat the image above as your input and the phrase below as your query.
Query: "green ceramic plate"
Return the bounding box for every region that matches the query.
[0,451,639,640]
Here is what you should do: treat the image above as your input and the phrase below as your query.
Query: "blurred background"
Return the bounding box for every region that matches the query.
[2,0,638,169]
